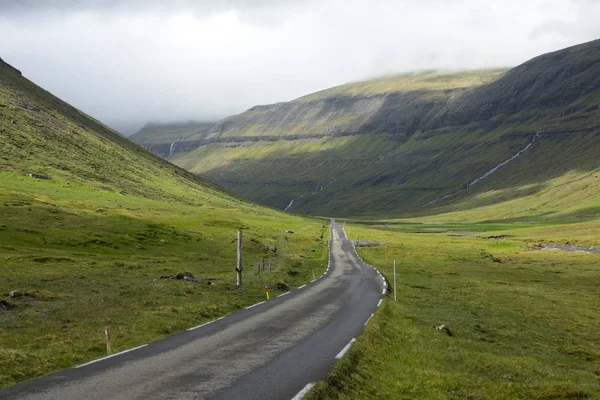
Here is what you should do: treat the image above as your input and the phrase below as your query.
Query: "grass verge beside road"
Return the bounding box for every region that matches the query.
[0,172,328,387]
[308,221,599,399]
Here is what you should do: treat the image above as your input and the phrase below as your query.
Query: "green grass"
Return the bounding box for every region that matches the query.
[308,221,600,399]
[0,172,329,387]
[176,129,600,219]
[297,69,506,102]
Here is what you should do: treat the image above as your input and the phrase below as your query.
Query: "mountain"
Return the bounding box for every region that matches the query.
[130,121,214,158]
[166,39,600,218]
[0,57,225,201]
[0,57,326,387]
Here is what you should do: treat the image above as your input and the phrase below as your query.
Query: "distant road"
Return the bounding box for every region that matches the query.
[2,221,386,400]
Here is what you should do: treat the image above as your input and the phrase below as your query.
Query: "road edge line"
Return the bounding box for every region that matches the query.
[245,301,266,310]
[291,382,316,400]
[74,344,148,369]
[335,338,357,359]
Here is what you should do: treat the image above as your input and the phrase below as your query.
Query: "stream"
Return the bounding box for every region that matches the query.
[542,244,600,255]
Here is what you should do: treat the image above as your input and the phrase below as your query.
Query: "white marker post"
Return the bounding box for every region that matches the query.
[105,326,112,355]
[393,260,397,302]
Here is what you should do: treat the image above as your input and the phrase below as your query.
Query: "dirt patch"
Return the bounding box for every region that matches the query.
[0,300,15,312]
[33,257,74,263]
[160,272,200,283]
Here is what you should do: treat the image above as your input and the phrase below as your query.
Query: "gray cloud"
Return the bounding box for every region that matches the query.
[1,0,599,134]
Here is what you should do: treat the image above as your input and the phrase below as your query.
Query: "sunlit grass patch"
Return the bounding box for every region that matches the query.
[308,221,600,399]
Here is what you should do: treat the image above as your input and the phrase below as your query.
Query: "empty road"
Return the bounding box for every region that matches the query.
[2,221,386,400]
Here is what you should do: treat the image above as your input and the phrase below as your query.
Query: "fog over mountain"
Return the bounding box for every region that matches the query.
[1,0,599,134]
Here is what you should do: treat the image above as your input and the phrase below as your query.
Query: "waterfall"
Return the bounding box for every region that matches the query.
[424,131,542,207]
[467,132,541,187]
[284,194,305,211]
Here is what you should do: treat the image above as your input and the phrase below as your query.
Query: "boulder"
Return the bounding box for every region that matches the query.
[434,324,453,337]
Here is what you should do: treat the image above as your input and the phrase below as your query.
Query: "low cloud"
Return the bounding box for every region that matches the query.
[1,0,599,133]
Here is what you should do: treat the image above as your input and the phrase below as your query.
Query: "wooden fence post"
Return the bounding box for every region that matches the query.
[236,230,243,286]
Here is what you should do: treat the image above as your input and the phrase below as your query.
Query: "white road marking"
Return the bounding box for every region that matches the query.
[382,288,386,295]
[298,284,307,289]
[291,382,316,400]
[335,338,357,359]
[187,320,217,331]
[245,301,266,310]
[75,344,148,368]
[377,299,383,307]
[278,292,290,298]
[364,313,375,326]
[310,279,316,283]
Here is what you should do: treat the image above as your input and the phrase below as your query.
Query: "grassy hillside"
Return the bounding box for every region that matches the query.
[0,57,327,387]
[129,121,215,157]
[297,69,505,101]
[308,220,600,399]
[168,39,600,218]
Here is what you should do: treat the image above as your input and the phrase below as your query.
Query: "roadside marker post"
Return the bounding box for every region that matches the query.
[265,285,270,300]
[393,260,397,302]
[105,326,112,355]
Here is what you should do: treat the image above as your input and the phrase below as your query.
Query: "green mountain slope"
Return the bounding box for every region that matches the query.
[129,121,214,158]
[0,57,326,387]
[0,58,223,202]
[169,39,600,218]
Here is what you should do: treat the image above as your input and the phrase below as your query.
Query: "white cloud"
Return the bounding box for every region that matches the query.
[1,0,599,133]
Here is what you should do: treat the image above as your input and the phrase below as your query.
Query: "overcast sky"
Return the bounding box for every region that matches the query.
[1,0,599,134]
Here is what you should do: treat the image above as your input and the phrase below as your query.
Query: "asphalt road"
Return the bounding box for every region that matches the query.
[2,220,386,400]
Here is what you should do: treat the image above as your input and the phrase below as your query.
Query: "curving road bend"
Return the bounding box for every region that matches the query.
[2,220,386,400]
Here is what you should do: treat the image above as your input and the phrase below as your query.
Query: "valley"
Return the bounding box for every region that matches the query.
[2,34,600,400]
[133,40,600,219]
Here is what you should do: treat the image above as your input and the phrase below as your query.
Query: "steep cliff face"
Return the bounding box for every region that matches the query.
[132,70,503,154]
[130,121,215,158]
[172,40,600,217]
[211,70,504,139]
[437,39,600,129]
